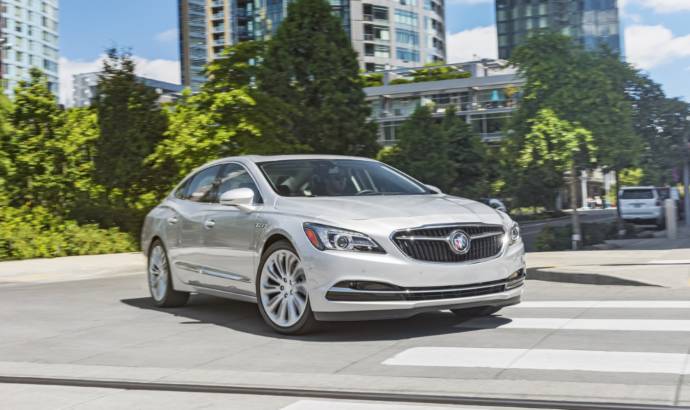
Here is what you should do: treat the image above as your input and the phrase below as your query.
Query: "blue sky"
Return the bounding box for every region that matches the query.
[59,0,690,103]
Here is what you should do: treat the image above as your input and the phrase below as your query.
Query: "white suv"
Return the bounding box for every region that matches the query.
[619,186,664,228]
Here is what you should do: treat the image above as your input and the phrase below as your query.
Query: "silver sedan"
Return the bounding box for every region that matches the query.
[141,155,525,334]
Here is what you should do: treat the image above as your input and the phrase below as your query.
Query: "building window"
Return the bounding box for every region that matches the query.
[398,0,416,6]
[396,47,419,62]
[365,43,390,58]
[395,28,419,46]
[364,24,390,41]
[395,9,418,27]
[363,4,389,21]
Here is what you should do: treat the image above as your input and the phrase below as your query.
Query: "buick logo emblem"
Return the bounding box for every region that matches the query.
[449,230,471,254]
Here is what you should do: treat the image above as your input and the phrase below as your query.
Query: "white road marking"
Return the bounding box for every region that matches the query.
[457,318,690,332]
[648,260,690,264]
[516,301,690,309]
[282,400,461,410]
[383,348,690,374]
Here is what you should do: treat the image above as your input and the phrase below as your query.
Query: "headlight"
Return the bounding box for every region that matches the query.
[508,222,520,245]
[303,223,385,253]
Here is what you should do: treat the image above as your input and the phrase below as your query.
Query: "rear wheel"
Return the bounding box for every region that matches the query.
[451,306,502,319]
[257,240,317,335]
[148,240,189,308]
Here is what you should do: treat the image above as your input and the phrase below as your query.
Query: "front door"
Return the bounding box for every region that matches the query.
[196,163,263,297]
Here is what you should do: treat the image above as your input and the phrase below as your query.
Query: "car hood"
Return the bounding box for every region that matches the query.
[274,195,505,228]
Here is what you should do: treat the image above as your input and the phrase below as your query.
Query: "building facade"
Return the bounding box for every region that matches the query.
[496,0,621,59]
[365,60,523,146]
[179,0,446,89]
[72,72,184,108]
[179,0,208,91]
[0,0,59,97]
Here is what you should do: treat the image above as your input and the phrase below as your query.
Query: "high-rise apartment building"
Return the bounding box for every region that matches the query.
[496,0,621,59]
[179,0,446,89]
[0,0,60,97]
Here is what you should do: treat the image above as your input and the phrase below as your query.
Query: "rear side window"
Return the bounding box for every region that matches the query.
[620,189,654,200]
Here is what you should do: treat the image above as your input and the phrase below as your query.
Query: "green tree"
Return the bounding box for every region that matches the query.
[378,105,456,190]
[259,0,378,156]
[628,73,690,185]
[0,95,14,196]
[518,108,596,249]
[504,32,641,229]
[443,107,488,197]
[6,68,64,207]
[92,48,168,200]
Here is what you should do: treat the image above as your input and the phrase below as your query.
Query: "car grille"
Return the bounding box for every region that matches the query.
[391,224,505,263]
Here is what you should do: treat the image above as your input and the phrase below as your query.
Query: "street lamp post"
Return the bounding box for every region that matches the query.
[683,115,690,227]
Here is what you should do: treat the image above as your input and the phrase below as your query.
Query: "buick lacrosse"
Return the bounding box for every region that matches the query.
[141,155,525,334]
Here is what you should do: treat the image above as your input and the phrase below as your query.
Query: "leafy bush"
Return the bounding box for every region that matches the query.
[0,205,136,261]
[535,222,626,251]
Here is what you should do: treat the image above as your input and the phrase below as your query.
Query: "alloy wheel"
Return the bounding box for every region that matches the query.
[148,244,169,302]
[259,249,308,328]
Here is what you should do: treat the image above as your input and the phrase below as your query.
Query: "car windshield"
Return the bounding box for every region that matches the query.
[258,159,432,197]
[620,189,654,199]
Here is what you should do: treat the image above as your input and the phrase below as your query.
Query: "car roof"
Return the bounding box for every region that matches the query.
[206,154,377,166]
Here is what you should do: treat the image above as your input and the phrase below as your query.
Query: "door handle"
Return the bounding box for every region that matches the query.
[167,216,179,225]
[204,219,216,229]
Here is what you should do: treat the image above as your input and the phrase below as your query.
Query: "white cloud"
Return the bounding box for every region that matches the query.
[155,28,178,43]
[624,0,690,13]
[59,55,180,106]
[625,24,690,69]
[446,25,498,63]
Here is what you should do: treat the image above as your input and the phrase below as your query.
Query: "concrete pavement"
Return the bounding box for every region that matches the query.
[1,233,689,409]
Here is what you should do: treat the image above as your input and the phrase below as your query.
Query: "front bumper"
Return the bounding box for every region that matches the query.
[298,231,526,318]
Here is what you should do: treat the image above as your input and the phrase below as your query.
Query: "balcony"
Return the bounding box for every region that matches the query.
[212,12,225,20]
[211,0,224,6]
[212,25,225,34]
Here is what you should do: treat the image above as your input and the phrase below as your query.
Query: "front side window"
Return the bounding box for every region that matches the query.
[259,159,432,197]
[217,163,262,203]
[183,165,222,203]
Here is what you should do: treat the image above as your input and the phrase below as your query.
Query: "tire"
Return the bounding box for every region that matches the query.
[256,240,318,335]
[451,306,502,319]
[147,240,190,308]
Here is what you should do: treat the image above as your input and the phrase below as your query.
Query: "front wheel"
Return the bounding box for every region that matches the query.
[256,240,317,335]
[148,240,189,308]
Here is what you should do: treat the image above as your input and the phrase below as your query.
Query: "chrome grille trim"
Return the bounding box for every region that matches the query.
[390,223,506,263]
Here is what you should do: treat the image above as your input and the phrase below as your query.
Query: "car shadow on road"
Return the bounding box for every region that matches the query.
[121,295,511,342]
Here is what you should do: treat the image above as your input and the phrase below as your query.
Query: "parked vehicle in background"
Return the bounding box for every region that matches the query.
[656,186,683,220]
[141,155,525,335]
[480,198,508,213]
[618,186,665,228]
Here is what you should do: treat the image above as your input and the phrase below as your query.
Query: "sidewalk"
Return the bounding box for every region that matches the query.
[527,225,690,288]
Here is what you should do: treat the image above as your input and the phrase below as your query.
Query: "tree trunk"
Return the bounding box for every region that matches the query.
[570,166,581,250]
[614,170,625,238]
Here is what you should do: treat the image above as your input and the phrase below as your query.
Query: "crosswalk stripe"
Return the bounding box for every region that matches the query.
[456,317,690,332]
[515,301,690,308]
[647,259,690,264]
[282,400,460,410]
[382,347,690,374]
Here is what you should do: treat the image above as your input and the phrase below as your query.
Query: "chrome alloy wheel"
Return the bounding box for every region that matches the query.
[148,244,169,302]
[259,249,308,328]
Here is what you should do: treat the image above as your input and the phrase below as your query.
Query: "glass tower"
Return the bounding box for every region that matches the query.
[179,0,446,89]
[0,0,60,97]
[496,0,621,59]
[179,0,208,91]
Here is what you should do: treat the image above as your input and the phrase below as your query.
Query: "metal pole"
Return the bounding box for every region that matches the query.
[683,159,690,227]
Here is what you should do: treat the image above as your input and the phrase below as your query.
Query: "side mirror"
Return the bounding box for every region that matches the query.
[219,188,255,209]
[425,184,442,194]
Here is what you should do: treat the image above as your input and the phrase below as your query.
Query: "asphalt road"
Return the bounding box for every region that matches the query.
[520,209,619,251]
[1,262,689,410]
